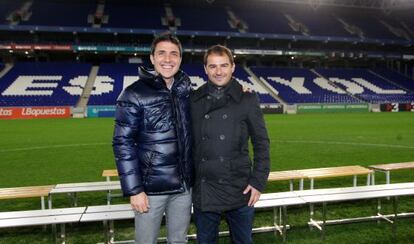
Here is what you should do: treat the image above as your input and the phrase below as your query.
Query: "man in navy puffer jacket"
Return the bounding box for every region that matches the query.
[112,34,193,244]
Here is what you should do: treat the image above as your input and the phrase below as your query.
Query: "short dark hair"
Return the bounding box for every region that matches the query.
[151,34,182,57]
[203,45,234,65]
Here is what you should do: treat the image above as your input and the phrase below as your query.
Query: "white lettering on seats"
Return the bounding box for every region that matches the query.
[329,78,364,94]
[188,76,205,89]
[313,77,346,94]
[2,76,61,96]
[91,76,114,95]
[122,76,140,90]
[351,78,406,94]
[62,76,88,95]
[267,77,312,94]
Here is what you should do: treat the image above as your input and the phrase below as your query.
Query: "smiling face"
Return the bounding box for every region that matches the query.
[204,53,235,87]
[150,40,182,84]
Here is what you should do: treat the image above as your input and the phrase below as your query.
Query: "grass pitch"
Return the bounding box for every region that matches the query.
[0,112,413,243]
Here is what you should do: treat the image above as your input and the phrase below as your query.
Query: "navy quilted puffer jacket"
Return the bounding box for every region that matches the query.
[112,66,193,196]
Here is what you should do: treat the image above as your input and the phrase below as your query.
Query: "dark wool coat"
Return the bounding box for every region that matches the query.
[191,79,270,212]
[113,66,193,197]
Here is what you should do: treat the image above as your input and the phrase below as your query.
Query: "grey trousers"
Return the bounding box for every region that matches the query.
[134,188,192,244]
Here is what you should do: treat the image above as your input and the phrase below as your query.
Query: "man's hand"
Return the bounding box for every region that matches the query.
[242,86,252,93]
[243,184,261,207]
[130,192,150,213]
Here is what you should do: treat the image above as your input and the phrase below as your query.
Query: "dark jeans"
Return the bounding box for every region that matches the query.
[194,205,254,244]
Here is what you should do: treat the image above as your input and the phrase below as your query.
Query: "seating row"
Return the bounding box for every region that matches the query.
[1,1,412,41]
[1,63,413,107]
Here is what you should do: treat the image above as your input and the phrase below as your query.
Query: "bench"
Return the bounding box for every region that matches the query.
[102,169,118,182]
[297,182,414,241]
[267,170,305,191]
[80,192,306,243]
[0,207,86,243]
[268,165,373,191]
[102,170,122,204]
[78,182,414,243]
[0,185,55,210]
[50,181,121,207]
[298,165,373,190]
[369,161,414,184]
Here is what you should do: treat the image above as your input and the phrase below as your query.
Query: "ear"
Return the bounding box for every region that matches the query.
[150,55,155,65]
[204,65,208,75]
[231,63,236,73]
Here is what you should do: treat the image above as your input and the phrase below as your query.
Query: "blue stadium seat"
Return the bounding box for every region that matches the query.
[87,63,140,106]
[22,1,94,27]
[372,68,414,92]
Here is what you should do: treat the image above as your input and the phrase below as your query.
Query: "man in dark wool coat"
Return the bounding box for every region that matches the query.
[191,44,270,244]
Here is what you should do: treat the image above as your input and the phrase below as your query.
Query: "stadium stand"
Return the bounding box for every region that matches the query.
[0,62,92,107]
[0,1,27,25]
[270,3,354,37]
[104,2,164,29]
[250,66,361,104]
[315,68,414,103]
[173,4,232,32]
[1,0,412,43]
[21,1,94,27]
[2,63,413,107]
[337,10,401,40]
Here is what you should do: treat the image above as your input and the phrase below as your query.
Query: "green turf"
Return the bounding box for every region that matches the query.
[0,112,413,243]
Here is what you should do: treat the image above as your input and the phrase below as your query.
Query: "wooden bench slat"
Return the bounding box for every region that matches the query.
[298,166,372,179]
[102,169,118,177]
[267,170,304,181]
[369,162,414,171]
[0,185,54,200]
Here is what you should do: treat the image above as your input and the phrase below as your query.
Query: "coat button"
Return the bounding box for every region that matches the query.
[201,157,207,162]
[207,95,212,100]
[222,114,228,119]
[219,135,225,140]
[219,156,224,162]
[204,114,210,119]
[202,135,208,141]
[201,177,206,182]
[218,179,224,184]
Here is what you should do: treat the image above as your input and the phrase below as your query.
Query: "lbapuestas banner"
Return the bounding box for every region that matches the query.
[0,107,71,119]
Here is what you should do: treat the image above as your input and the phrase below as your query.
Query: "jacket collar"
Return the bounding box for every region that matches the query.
[139,66,186,90]
[192,78,243,103]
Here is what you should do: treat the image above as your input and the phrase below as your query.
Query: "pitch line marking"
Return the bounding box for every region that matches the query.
[1,141,413,153]
[0,143,109,153]
[276,140,414,149]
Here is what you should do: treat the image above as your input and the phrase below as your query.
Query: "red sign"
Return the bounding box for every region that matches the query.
[0,107,71,119]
